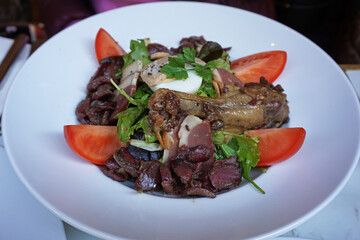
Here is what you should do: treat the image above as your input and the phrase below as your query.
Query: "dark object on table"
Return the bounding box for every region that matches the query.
[0,34,29,85]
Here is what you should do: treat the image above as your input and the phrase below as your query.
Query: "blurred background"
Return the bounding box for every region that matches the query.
[1,0,360,64]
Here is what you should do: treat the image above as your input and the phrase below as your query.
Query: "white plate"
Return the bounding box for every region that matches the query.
[3,2,360,240]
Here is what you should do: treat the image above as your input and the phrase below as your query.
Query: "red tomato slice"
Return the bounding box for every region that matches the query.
[230,51,287,84]
[95,28,126,62]
[245,127,306,167]
[64,125,127,165]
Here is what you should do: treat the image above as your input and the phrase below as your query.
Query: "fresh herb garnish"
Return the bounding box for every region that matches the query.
[212,130,265,194]
[160,47,220,97]
[160,47,232,98]
[122,39,151,70]
[161,47,214,80]
[160,47,197,79]
[110,79,150,107]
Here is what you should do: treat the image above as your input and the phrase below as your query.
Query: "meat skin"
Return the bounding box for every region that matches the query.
[148,78,289,134]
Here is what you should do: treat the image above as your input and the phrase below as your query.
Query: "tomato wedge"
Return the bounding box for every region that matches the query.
[230,51,287,84]
[95,28,126,62]
[245,127,306,167]
[64,125,127,165]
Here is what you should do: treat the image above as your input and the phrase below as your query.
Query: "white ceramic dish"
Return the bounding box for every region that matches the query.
[3,2,360,240]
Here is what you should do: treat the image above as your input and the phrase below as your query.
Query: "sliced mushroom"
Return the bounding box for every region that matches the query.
[195,58,206,66]
[140,57,170,86]
[212,68,244,96]
[212,79,221,97]
[150,52,171,60]
[141,56,207,87]
[122,60,143,80]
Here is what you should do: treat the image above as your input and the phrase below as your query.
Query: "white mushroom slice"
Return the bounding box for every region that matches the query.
[162,130,178,163]
[144,38,151,46]
[151,70,202,94]
[140,57,170,86]
[119,72,139,91]
[161,116,184,163]
[122,60,143,80]
[195,57,206,66]
[212,68,244,96]
[212,79,221,97]
[150,52,170,60]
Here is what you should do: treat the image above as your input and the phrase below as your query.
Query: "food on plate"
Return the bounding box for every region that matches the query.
[245,127,306,166]
[95,28,126,62]
[147,78,289,136]
[65,29,306,198]
[230,51,287,84]
[64,125,126,165]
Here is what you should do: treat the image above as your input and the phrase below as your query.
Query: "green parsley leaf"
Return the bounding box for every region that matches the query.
[182,47,196,63]
[168,56,185,68]
[194,80,217,98]
[194,64,213,82]
[193,63,217,97]
[160,47,219,97]
[214,131,264,194]
[224,132,264,194]
[161,64,189,79]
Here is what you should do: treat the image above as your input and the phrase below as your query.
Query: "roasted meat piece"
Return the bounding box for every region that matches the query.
[148,77,289,135]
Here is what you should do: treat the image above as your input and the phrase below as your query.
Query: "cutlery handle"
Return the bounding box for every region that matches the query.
[0,34,29,84]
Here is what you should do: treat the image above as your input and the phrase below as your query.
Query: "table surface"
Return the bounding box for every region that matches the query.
[1,37,360,240]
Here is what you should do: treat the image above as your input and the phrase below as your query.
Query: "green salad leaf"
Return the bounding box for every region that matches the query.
[212,130,264,194]
[161,64,189,80]
[110,79,150,107]
[111,79,156,143]
[122,39,151,70]
[130,115,157,143]
[205,51,231,72]
[160,47,196,80]
[115,107,145,143]
[194,63,217,97]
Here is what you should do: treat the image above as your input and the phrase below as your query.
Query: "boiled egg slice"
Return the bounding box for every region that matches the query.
[149,70,203,94]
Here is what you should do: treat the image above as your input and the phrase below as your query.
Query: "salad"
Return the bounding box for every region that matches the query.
[64,28,306,198]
